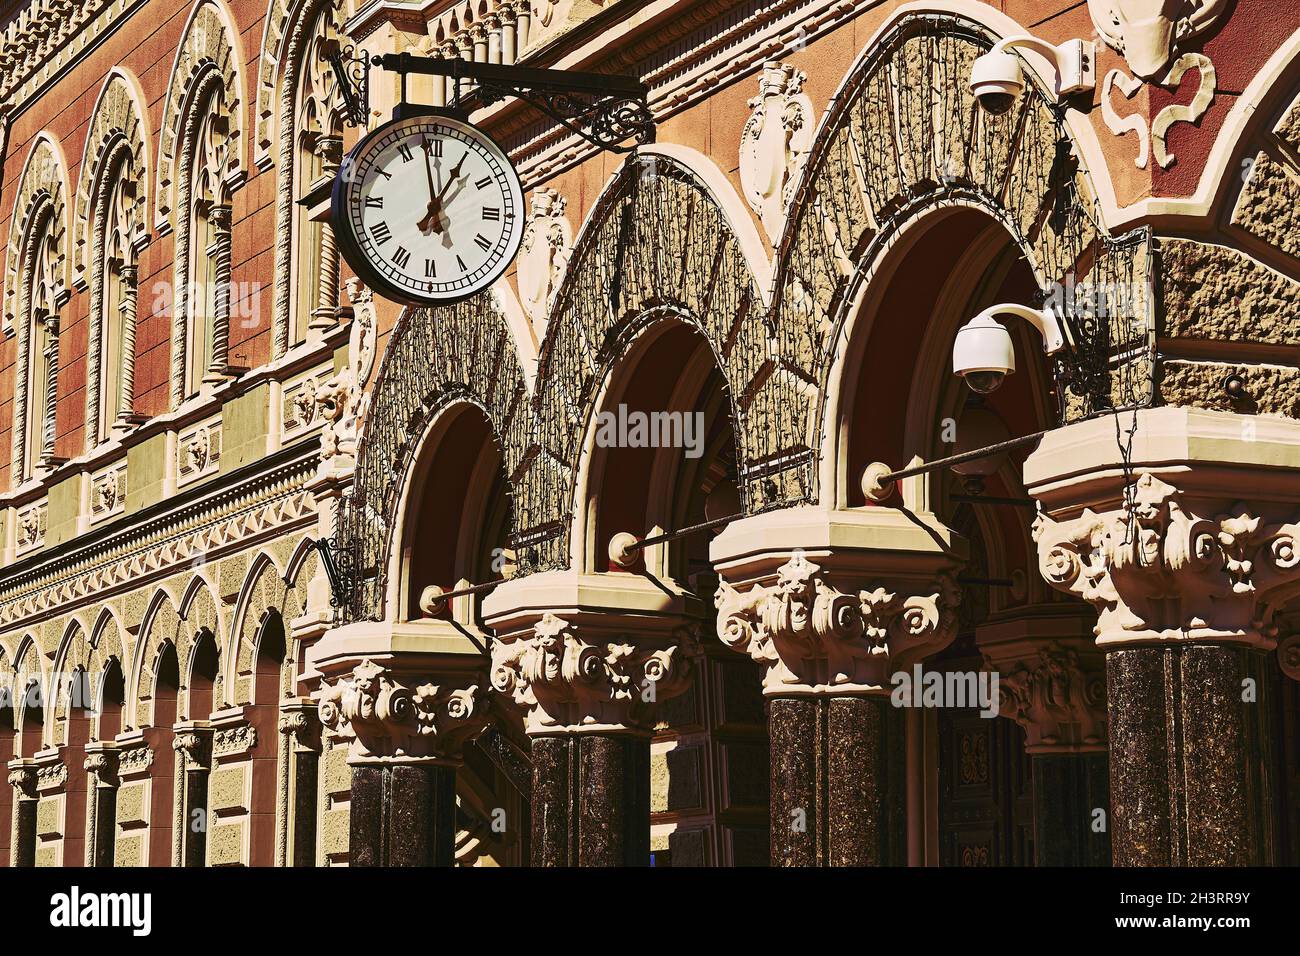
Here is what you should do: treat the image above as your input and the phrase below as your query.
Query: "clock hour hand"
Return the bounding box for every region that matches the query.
[417,138,444,234]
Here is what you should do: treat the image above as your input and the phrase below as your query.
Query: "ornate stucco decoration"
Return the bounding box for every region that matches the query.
[1090,0,1227,169]
[739,61,813,243]
[116,746,154,778]
[714,553,960,696]
[36,760,68,792]
[314,279,377,472]
[212,723,258,759]
[317,659,490,765]
[84,751,120,787]
[1033,472,1300,649]
[516,188,571,329]
[172,731,211,771]
[983,644,1107,753]
[490,612,695,735]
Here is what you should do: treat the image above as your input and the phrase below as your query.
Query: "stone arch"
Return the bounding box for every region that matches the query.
[73,70,151,286]
[340,289,532,620]
[228,552,305,704]
[177,574,224,714]
[519,151,766,573]
[49,617,93,747]
[154,0,247,232]
[130,588,185,730]
[771,11,1148,509]
[263,0,344,357]
[2,132,70,331]
[12,634,46,753]
[87,607,129,740]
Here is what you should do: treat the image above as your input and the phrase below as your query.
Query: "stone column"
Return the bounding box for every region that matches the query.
[203,203,233,384]
[7,764,36,868]
[38,313,60,468]
[308,621,491,867]
[83,745,120,867]
[310,136,343,335]
[172,725,212,867]
[112,263,140,436]
[1027,407,1300,866]
[978,613,1110,866]
[483,572,698,867]
[278,703,321,867]
[710,507,963,866]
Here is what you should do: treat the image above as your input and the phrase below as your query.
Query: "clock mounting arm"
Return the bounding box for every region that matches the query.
[326,46,655,154]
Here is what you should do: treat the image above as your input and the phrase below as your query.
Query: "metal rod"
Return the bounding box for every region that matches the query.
[372,52,647,97]
[623,512,743,554]
[879,431,1047,484]
[432,578,503,602]
[950,493,1037,508]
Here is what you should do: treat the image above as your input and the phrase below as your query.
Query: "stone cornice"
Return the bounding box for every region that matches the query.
[0,442,318,629]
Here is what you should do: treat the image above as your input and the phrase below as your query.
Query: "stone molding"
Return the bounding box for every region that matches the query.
[981,638,1106,754]
[317,659,489,765]
[1034,472,1300,649]
[172,727,212,772]
[7,764,36,799]
[715,552,959,697]
[490,611,695,736]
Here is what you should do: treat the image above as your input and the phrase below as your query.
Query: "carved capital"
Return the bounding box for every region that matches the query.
[7,766,35,798]
[715,552,960,696]
[1034,472,1300,649]
[317,659,489,765]
[84,750,120,787]
[490,612,695,735]
[982,642,1107,753]
[1278,632,1300,682]
[172,730,211,770]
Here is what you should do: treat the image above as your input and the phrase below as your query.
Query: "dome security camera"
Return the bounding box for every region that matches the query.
[969,36,1096,113]
[952,304,1068,395]
[969,48,1024,115]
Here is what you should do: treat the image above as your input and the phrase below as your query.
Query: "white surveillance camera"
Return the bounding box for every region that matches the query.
[970,36,1096,112]
[970,48,1024,115]
[952,304,1067,394]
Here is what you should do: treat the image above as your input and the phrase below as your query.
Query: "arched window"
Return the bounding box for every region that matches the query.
[181,81,234,400]
[92,151,142,442]
[283,0,343,351]
[16,207,61,480]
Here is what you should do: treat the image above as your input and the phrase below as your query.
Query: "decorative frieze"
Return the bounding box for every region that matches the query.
[1033,472,1300,649]
[35,760,67,792]
[89,463,126,525]
[490,612,695,735]
[115,745,154,779]
[212,723,258,759]
[714,553,959,696]
[317,659,490,764]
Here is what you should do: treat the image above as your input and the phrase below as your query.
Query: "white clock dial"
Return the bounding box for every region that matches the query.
[335,114,524,305]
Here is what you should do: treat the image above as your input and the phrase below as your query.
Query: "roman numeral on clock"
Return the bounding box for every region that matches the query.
[393,246,411,269]
[475,176,492,190]
[424,259,436,277]
[364,196,383,208]
[474,234,492,252]
[482,206,500,221]
[456,255,467,273]
[397,142,414,162]
[371,222,392,244]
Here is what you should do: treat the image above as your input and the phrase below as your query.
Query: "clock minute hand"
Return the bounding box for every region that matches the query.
[417,139,444,233]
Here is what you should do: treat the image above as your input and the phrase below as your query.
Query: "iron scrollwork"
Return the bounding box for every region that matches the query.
[476,82,655,153]
[324,41,370,128]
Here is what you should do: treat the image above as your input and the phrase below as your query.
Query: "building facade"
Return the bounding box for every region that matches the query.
[0,0,1298,867]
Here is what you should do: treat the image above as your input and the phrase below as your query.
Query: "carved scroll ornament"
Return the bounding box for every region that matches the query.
[1033,472,1300,648]
[317,659,488,764]
[490,612,694,735]
[714,553,960,696]
[984,644,1107,753]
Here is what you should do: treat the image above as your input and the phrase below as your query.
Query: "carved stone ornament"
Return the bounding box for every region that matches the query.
[7,766,36,798]
[317,659,489,765]
[983,644,1107,753]
[1276,632,1300,682]
[315,278,377,470]
[490,612,695,735]
[516,188,572,327]
[714,553,960,696]
[84,751,120,787]
[1033,472,1300,649]
[739,61,814,242]
[172,731,211,771]
[1090,0,1227,169]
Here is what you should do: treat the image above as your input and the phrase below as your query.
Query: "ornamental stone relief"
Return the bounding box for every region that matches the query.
[314,278,377,472]
[1033,472,1300,649]
[516,188,571,330]
[982,643,1107,753]
[317,659,490,764]
[1091,0,1228,168]
[714,553,960,696]
[2,136,68,332]
[490,612,695,735]
[739,61,813,243]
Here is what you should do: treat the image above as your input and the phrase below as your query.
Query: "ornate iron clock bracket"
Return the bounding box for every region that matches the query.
[328,47,655,153]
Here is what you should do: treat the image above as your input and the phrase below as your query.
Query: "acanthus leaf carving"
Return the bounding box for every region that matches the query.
[1033,472,1300,647]
[714,552,959,696]
[317,659,488,764]
[489,612,695,735]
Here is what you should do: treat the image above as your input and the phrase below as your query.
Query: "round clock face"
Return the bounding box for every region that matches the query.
[333,114,525,306]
